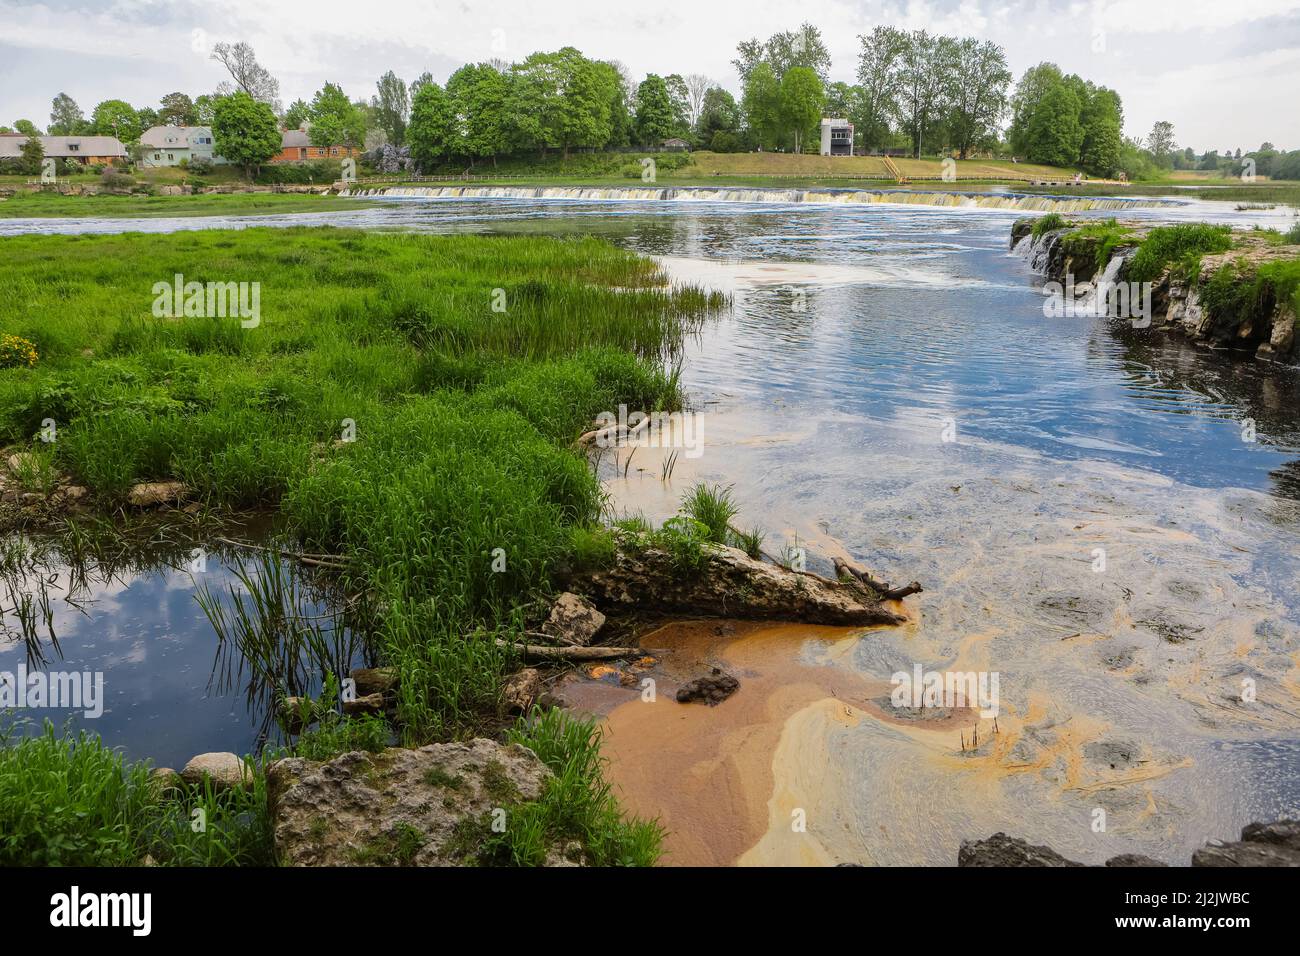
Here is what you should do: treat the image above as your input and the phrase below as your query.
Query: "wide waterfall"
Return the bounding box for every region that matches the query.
[340,183,1180,213]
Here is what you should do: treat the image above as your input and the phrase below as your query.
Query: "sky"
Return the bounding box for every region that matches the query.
[2,0,1299,152]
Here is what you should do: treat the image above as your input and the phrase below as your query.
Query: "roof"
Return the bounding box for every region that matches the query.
[281,129,311,148]
[662,138,690,146]
[820,117,852,126]
[140,126,212,148]
[0,135,127,158]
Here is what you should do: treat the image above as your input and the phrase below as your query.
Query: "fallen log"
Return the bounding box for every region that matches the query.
[493,639,645,661]
[833,556,924,601]
[576,413,653,448]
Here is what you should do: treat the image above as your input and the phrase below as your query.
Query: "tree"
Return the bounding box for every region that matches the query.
[946,38,1010,159]
[1147,121,1176,166]
[1079,87,1123,175]
[446,63,511,165]
[90,100,143,142]
[211,91,281,178]
[779,67,823,153]
[684,74,712,128]
[895,31,956,159]
[664,74,692,136]
[407,81,455,168]
[733,23,832,86]
[634,74,676,147]
[308,83,366,148]
[211,41,281,112]
[509,48,616,159]
[854,25,909,152]
[741,61,782,149]
[282,99,310,131]
[194,94,218,125]
[136,107,159,133]
[158,92,197,126]
[13,119,40,136]
[372,71,410,146]
[410,73,434,99]
[1023,83,1083,167]
[697,87,740,141]
[19,136,44,176]
[48,93,86,135]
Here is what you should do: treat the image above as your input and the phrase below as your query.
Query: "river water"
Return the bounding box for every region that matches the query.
[2,192,1298,864]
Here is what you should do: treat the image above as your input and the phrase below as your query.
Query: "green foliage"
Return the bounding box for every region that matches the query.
[1126,224,1232,283]
[408,81,455,168]
[211,91,282,176]
[1060,219,1139,272]
[1031,213,1066,238]
[90,99,142,143]
[778,67,824,154]
[681,482,739,544]
[308,82,366,149]
[634,74,677,147]
[0,722,273,866]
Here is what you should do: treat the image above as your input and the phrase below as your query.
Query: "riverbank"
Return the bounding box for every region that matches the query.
[0,190,378,218]
[0,225,727,865]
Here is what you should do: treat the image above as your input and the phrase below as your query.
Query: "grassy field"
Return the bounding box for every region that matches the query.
[0,226,724,865]
[0,191,377,218]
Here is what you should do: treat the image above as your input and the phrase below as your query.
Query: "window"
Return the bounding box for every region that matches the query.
[68,144,79,152]
[153,153,160,160]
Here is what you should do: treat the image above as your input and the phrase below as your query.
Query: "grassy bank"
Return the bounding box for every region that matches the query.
[0,191,378,219]
[0,226,724,864]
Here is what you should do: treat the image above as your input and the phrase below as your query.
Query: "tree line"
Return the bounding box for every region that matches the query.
[4,30,1298,181]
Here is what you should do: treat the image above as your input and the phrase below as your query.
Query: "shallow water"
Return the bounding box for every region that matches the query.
[3,193,1299,862]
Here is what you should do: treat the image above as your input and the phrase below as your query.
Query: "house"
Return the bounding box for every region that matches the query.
[138,126,228,167]
[662,138,691,152]
[271,129,361,163]
[0,134,127,165]
[819,118,854,157]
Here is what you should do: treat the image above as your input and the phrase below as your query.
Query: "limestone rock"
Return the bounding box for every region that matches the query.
[543,592,606,646]
[267,740,568,866]
[342,692,385,716]
[572,534,905,627]
[502,668,543,713]
[148,767,185,798]
[675,667,739,706]
[127,481,188,507]
[958,832,1085,867]
[351,666,399,696]
[6,452,36,475]
[180,752,249,791]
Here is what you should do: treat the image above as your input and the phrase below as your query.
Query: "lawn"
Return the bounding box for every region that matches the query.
[0,226,724,864]
[0,190,377,218]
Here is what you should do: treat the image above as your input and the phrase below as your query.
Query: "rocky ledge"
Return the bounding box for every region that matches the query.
[568,535,907,627]
[1010,217,1299,362]
[959,819,1300,867]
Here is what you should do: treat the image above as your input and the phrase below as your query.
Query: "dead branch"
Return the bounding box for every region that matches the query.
[493,639,645,661]
[213,536,349,570]
[833,556,924,601]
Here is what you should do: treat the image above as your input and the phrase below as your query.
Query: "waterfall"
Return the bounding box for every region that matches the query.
[340,183,1180,213]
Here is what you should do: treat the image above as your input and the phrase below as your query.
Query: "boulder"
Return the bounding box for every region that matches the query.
[148,767,185,798]
[180,752,249,791]
[675,667,739,706]
[502,668,543,713]
[543,592,606,646]
[159,185,184,196]
[267,740,568,866]
[1192,820,1300,867]
[127,481,188,507]
[572,534,905,627]
[351,666,399,696]
[958,833,1085,867]
[342,692,385,716]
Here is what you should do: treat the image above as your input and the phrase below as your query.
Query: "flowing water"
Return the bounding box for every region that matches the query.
[3,191,1299,863]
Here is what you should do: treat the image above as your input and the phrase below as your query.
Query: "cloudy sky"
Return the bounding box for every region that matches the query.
[2,0,1299,151]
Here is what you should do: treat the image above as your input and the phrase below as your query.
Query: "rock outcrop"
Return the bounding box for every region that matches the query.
[959,819,1300,867]
[267,740,571,866]
[569,536,905,627]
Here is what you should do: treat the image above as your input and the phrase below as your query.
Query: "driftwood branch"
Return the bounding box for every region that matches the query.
[493,639,645,661]
[576,414,653,448]
[833,556,923,601]
[213,536,349,570]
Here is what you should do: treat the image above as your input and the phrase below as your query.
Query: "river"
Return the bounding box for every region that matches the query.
[2,191,1298,864]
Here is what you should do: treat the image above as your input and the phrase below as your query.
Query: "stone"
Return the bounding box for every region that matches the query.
[127,481,188,507]
[148,767,185,798]
[675,667,739,706]
[279,696,317,734]
[342,692,385,716]
[159,185,183,196]
[6,452,36,475]
[1256,304,1296,359]
[1106,854,1168,867]
[502,668,543,713]
[180,752,249,792]
[572,533,905,627]
[267,740,572,866]
[1192,820,1300,867]
[958,833,1085,867]
[350,666,398,696]
[543,592,606,646]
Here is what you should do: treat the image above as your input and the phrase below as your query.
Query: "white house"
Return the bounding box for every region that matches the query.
[819,118,854,157]
[138,126,228,166]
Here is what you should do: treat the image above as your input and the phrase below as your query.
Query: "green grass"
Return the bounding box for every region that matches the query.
[0,191,377,219]
[1031,213,1066,238]
[0,225,723,865]
[0,721,273,866]
[1059,219,1140,273]
[1199,258,1300,335]
[1125,223,1233,283]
